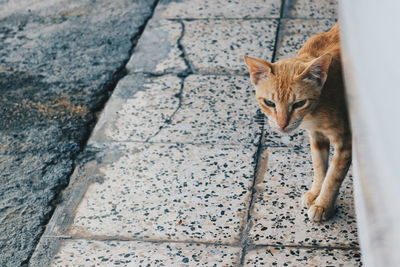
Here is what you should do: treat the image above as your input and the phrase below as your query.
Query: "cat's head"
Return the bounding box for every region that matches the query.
[244,54,332,133]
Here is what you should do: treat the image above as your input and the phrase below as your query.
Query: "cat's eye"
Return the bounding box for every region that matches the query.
[263,99,276,108]
[293,100,307,109]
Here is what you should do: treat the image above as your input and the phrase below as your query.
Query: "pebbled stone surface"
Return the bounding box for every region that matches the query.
[155,0,281,19]
[244,246,362,266]
[51,239,241,267]
[275,19,337,61]
[151,75,262,145]
[248,148,359,247]
[90,74,182,143]
[283,0,338,19]
[182,19,278,74]
[64,143,256,244]
[0,1,156,266]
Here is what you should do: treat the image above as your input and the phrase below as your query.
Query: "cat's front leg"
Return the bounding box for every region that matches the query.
[302,132,330,208]
[307,139,351,222]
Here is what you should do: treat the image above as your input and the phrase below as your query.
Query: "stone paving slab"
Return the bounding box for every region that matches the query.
[283,0,338,19]
[151,75,262,145]
[126,19,187,74]
[182,19,278,74]
[51,239,241,267]
[243,246,362,266]
[90,74,181,143]
[155,0,281,19]
[248,148,359,247]
[65,143,256,244]
[275,19,337,61]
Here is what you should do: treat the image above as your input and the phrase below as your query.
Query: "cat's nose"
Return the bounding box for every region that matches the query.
[278,120,289,130]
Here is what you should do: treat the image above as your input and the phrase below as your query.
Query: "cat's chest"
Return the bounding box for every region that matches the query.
[299,118,317,131]
[300,116,330,132]
[300,118,338,141]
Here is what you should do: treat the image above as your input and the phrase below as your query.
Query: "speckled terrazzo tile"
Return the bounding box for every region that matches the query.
[67,143,257,244]
[244,247,362,266]
[89,74,181,143]
[126,19,186,74]
[275,19,337,61]
[182,20,278,74]
[150,75,262,145]
[262,123,308,149]
[51,240,241,267]
[155,0,281,19]
[283,0,338,19]
[248,148,359,247]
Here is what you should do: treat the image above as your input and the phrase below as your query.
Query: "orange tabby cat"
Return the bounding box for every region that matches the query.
[244,23,351,222]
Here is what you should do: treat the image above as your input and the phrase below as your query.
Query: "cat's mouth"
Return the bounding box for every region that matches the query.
[276,127,296,134]
[272,120,302,134]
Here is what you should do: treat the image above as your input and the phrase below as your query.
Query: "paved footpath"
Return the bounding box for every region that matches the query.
[31,0,362,266]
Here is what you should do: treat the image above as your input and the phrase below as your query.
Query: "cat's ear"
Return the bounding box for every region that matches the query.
[244,56,273,85]
[298,54,332,86]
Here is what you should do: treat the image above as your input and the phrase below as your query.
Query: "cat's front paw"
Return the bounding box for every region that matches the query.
[307,204,334,222]
[302,191,319,208]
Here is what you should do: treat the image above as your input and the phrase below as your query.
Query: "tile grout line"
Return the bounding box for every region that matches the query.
[165,17,336,21]
[129,70,250,77]
[168,17,280,21]
[237,1,285,265]
[248,243,360,251]
[270,0,285,64]
[42,235,242,248]
[236,132,265,266]
[89,139,294,147]
[41,234,360,251]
